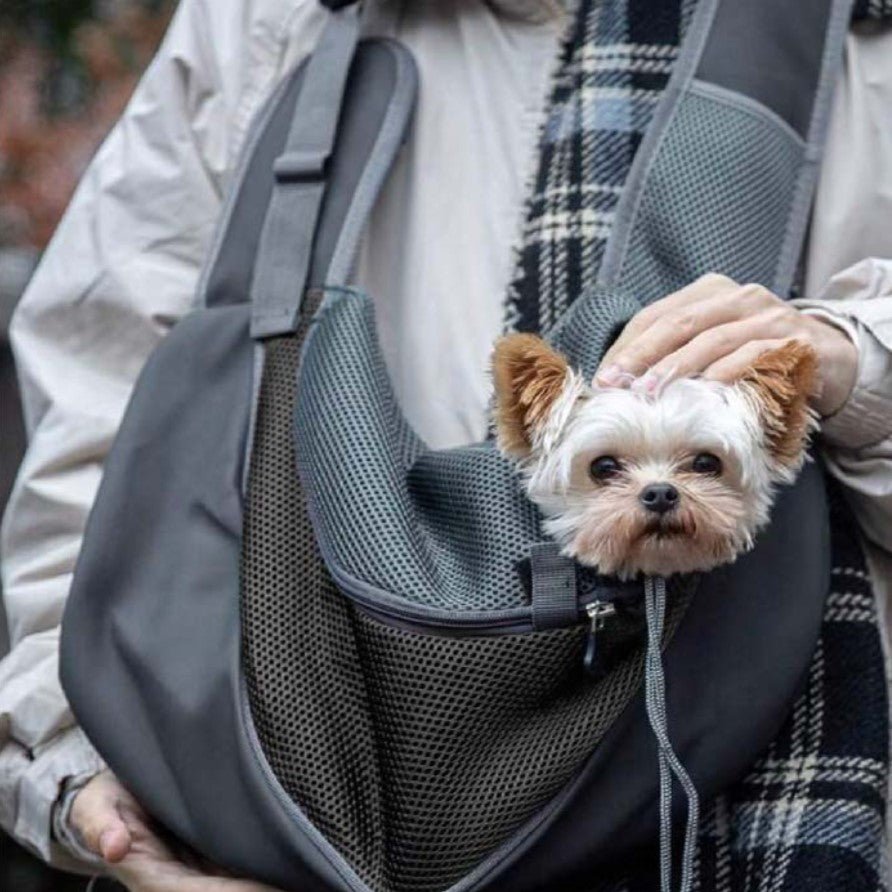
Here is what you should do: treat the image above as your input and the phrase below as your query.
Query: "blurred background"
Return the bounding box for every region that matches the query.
[0,1,174,887]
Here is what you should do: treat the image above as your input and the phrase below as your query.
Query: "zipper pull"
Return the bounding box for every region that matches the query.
[583,600,616,677]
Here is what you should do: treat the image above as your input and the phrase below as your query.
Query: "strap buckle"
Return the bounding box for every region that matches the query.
[273,149,328,183]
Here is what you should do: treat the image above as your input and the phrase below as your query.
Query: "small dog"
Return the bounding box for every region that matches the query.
[491,334,818,579]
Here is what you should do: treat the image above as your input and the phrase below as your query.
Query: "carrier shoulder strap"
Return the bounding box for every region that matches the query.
[250,8,360,338]
[198,4,416,331]
[593,0,852,307]
[546,0,854,385]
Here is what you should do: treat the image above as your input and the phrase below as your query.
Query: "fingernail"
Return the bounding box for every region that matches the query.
[635,371,660,395]
[596,364,622,386]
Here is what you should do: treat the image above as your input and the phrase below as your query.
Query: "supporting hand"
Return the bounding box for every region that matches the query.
[69,771,283,892]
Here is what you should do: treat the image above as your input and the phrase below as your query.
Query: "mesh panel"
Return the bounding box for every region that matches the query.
[295,290,640,613]
[549,288,643,381]
[294,288,644,613]
[242,302,688,892]
[241,296,385,880]
[619,88,804,301]
[406,445,543,608]
[352,612,646,891]
[295,291,542,611]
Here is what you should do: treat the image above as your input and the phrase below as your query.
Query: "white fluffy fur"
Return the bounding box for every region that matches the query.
[519,375,808,579]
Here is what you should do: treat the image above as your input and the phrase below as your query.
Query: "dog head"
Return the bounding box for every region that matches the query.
[491,334,818,579]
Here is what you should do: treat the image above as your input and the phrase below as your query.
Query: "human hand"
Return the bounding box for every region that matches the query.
[69,770,283,892]
[596,273,858,416]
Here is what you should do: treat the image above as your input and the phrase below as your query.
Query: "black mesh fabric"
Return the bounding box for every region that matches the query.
[241,295,688,892]
[241,296,385,879]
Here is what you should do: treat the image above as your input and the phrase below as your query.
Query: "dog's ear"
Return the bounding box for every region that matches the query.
[490,333,575,457]
[739,340,818,469]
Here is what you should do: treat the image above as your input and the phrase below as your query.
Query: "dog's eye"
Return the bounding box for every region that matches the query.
[692,452,722,475]
[590,455,622,481]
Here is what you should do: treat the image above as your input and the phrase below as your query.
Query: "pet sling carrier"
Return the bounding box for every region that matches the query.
[61,1,853,890]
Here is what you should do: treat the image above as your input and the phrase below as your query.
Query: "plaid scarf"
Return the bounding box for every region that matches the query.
[506,2,891,889]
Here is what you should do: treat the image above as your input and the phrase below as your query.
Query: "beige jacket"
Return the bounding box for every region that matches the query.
[2,0,892,867]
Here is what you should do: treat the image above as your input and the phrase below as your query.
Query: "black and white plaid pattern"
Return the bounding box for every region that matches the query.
[506,2,890,888]
[853,0,892,19]
[506,0,695,333]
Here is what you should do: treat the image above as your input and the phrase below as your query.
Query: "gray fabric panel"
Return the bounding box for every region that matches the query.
[202,41,414,309]
[293,286,634,616]
[530,544,579,631]
[60,305,355,892]
[774,0,855,296]
[697,0,834,137]
[295,289,538,612]
[616,88,803,301]
[251,9,360,338]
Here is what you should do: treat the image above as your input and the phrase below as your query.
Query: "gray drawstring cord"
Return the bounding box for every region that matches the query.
[643,575,699,892]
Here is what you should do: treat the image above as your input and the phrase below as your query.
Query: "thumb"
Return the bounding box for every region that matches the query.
[69,771,133,863]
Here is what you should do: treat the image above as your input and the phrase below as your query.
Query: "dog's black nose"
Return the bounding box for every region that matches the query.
[639,483,679,514]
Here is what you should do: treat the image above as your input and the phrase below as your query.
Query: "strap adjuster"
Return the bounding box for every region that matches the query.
[273,149,328,183]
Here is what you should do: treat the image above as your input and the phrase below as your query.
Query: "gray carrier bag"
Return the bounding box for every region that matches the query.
[61,1,852,890]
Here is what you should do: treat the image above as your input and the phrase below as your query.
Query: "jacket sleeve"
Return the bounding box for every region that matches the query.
[794,258,892,554]
[0,0,324,866]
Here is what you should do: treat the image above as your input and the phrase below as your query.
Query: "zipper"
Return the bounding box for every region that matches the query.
[331,564,536,635]
[337,556,626,680]
[351,599,535,636]
[583,600,617,677]
[339,561,623,639]
[323,539,629,669]
[308,460,633,641]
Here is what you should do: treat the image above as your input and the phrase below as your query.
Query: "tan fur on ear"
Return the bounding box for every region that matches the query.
[491,333,571,456]
[740,340,819,467]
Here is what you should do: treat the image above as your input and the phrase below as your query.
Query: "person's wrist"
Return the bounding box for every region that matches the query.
[801,311,859,417]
